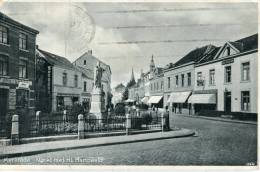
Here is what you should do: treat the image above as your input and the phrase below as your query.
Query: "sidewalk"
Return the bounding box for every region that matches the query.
[175,114,257,125]
[0,129,195,159]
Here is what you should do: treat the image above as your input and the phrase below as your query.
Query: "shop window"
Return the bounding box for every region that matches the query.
[241,62,250,81]
[57,96,64,111]
[241,91,250,111]
[16,89,29,108]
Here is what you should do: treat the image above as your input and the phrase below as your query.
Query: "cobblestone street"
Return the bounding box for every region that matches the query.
[1,115,256,165]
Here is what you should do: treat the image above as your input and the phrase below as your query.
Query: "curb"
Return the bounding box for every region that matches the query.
[175,114,257,125]
[0,129,195,159]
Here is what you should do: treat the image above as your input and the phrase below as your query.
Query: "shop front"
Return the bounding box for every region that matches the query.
[167,91,191,114]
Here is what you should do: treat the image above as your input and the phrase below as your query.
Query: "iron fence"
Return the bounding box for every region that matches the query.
[19,119,78,138]
[84,117,126,133]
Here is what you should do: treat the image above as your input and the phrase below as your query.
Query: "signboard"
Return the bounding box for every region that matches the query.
[18,81,30,89]
[222,58,234,65]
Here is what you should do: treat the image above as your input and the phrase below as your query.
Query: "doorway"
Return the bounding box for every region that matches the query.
[224,91,231,112]
[0,88,8,137]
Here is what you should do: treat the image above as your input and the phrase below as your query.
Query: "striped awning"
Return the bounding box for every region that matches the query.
[188,94,216,104]
[147,96,163,104]
[167,91,191,103]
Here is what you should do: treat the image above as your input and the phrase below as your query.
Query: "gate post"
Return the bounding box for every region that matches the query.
[161,112,165,132]
[126,113,131,135]
[36,111,41,134]
[11,114,19,145]
[78,114,84,139]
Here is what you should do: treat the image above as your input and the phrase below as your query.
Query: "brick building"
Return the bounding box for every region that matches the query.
[0,12,39,137]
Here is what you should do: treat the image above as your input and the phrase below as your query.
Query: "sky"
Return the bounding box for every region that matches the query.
[0,2,258,88]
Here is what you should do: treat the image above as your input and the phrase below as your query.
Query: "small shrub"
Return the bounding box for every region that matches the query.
[114,103,125,116]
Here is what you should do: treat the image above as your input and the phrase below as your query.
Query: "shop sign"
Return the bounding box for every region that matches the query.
[222,58,234,65]
[18,81,30,89]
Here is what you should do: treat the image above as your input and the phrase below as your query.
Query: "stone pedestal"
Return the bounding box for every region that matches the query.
[90,87,103,119]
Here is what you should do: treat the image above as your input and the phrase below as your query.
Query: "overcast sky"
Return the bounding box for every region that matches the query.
[0,2,257,87]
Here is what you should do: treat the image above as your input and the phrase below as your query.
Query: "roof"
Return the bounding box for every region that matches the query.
[74,51,111,74]
[38,49,75,70]
[75,66,94,79]
[230,33,258,52]
[174,45,216,67]
[114,83,125,90]
[0,12,39,34]
[198,46,221,64]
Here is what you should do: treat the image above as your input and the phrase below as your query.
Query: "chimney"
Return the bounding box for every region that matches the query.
[88,50,92,55]
[35,45,39,49]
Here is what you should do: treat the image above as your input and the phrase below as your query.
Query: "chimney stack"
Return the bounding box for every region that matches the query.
[88,50,92,55]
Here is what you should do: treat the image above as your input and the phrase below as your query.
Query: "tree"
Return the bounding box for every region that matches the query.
[122,87,129,100]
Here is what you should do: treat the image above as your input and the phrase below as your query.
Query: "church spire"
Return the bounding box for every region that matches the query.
[150,54,155,73]
[130,67,135,82]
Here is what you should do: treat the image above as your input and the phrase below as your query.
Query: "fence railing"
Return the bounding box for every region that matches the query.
[3,111,170,143]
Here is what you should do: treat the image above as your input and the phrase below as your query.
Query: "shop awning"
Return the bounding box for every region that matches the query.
[125,99,135,103]
[147,96,163,104]
[167,91,191,103]
[188,94,216,104]
[141,97,149,104]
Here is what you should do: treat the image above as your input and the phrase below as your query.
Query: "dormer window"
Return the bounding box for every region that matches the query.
[84,60,86,65]
[226,46,231,56]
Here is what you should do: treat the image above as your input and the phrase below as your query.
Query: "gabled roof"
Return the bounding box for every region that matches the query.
[197,47,221,64]
[174,45,216,67]
[0,12,39,34]
[74,51,111,74]
[213,33,258,61]
[114,83,126,90]
[38,49,75,70]
[230,33,258,52]
[75,66,94,79]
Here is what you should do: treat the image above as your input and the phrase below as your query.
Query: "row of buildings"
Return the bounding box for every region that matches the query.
[0,12,112,125]
[128,34,258,115]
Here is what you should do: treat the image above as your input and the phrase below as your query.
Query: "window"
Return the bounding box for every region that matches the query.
[19,59,27,78]
[19,33,27,50]
[241,62,250,81]
[157,82,159,90]
[187,73,191,86]
[241,91,250,111]
[74,75,78,87]
[0,55,8,76]
[197,72,203,86]
[225,66,231,83]
[175,75,178,87]
[0,26,8,44]
[226,46,231,56]
[151,84,153,91]
[181,74,184,87]
[62,73,67,86]
[83,81,87,92]
[161,81,163,90]
[84,60,86,65]
[167,77,171,89]
[209,69,215,85]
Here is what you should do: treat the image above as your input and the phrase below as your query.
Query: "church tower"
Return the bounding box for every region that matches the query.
[150,55,155,78]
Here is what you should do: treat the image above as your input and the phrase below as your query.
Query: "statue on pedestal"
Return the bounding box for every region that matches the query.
[90,61,105,120]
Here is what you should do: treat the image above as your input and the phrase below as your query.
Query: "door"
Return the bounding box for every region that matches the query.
[224,92,231,112]
[0,89,8,137]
